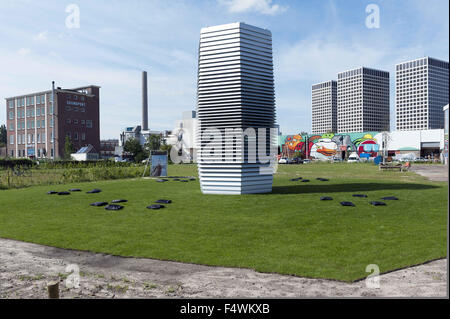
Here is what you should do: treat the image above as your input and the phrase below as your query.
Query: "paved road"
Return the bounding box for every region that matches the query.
[410,164,448,182]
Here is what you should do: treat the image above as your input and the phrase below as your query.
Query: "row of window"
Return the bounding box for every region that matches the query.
[66,94,86,101]
[12,119,52,130]
[11,148,54,158]
[66,132,86,141]
[10,133,51,145]
[65,119,93,128]
[7,94,51,108]
[8,107,53,119]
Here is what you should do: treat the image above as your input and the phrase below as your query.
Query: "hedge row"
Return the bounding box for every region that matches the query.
[0,159,137,169]
[0,158,34,169]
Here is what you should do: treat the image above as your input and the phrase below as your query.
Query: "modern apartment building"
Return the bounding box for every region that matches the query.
[395,57,449,131]
[311,80,337,134]
[5,85,100,159]
[337,67,390,133]
[196,22,276,194]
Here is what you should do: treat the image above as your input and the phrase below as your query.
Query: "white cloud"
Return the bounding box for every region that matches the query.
[16,48,31,56]
[34,30,48,41]
[219,0,287,15]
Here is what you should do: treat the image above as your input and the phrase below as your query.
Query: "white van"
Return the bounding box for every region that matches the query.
[347,153,359,163]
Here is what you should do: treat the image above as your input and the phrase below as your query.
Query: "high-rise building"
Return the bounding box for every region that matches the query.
[5,85,100,159]
[395,57,449,131]
[196,22,276,194]
[311,80,337,134]
[337,67,390,133]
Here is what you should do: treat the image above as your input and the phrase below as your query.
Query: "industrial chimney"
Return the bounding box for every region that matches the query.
[142,71,148,131]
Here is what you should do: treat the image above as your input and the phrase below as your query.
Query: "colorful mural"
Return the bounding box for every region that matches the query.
[280,132,382,160]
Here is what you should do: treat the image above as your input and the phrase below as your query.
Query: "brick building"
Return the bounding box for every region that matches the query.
[100,139,119,159]
[5,85,100,159]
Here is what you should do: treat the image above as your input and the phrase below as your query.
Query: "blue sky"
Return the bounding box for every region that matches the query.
[0,0,448,138]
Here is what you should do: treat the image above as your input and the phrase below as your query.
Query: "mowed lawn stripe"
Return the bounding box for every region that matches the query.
[0,163,446,282]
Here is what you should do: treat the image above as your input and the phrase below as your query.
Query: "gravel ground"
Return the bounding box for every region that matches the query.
[409,164,448,182]
[0,238,447,298]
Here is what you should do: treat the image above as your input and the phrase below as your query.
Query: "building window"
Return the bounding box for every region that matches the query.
[86,120,93,128]
[73,119,78,124]
[66,119,71,124]
[50,118,54,127]
[36,95,41,104]
[9,111,14,119]
[41,120,45,128]
[81,133,86,141]
[74,132,78,140]
[9,123,14,131]
[10,135,14,145]
[8,100,14,108]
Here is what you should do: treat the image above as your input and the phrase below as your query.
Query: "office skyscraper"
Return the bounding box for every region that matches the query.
[311,80,337,134]
[337,67,390,133]
[196,22,276,194]
[395,57,449,131]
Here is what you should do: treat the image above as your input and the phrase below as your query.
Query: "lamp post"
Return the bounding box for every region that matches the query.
[304,134,309,159]
[51,81,55,159]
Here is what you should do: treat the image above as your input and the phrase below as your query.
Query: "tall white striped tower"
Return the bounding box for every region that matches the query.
[196,22,277,194]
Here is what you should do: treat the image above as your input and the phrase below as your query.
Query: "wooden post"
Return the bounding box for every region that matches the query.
[47,281,59,299]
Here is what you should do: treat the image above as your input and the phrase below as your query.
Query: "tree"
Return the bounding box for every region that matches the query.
[63,135,75,160]
[0,124,6,147]
[160,144,173,163]
[145,134,161,151]
[124,138,148,163]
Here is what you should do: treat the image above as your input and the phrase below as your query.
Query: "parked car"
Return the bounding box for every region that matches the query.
[333,158,343,163]
[278,157,288,164]
[292,158,303,164]
[347,153,359,163]
[303,159,311,164]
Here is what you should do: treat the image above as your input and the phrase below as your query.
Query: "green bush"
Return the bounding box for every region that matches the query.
[0,158,34,169]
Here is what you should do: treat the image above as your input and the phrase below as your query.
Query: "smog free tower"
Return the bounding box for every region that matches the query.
[196,22,276,194]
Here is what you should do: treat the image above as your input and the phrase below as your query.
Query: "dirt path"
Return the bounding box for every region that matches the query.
[0,238,446,298]
[409,164,448,182]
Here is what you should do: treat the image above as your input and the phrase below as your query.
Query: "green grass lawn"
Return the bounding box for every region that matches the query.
[0,163,447,282]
